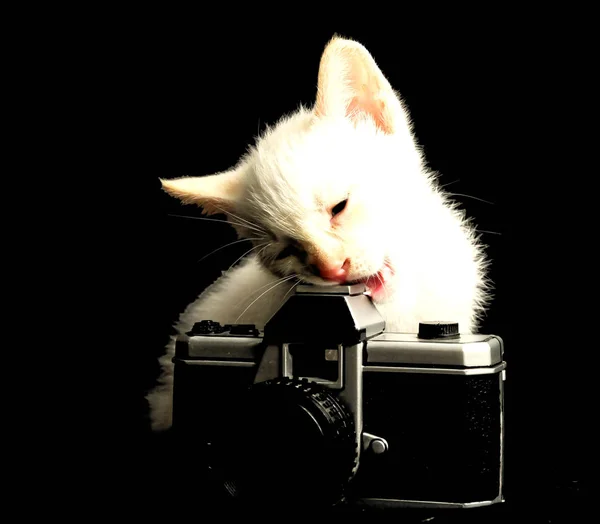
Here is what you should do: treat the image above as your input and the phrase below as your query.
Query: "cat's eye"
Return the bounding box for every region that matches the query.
[331,199,348,217]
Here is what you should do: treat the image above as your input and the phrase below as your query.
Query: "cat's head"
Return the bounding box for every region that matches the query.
[161,37,433,302]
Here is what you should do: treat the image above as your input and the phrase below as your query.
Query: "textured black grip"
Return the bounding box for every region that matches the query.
[354,372,503,503]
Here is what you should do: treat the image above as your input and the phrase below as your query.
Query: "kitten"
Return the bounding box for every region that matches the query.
[147,36,491,431]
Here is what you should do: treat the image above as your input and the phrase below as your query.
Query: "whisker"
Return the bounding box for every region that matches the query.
[231,223,267,235]
[236,273,297,305]
[281,279,301,302]
[475,229,502,236]
[228,242,271,271]
[167,213,265,234]
[235,274,298,323]
[213,205,268,235]
[445,193,495,205]
[376,273,390,302]
[168,213,230,225]
[438,179,461,190]
[250,242,273,262]
[198,237,264,263]
[278,208,299,228]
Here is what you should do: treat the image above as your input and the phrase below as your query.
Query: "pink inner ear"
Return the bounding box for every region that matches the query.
[344,56,392,133]
[315,38,396,134]
[347,94,390,133]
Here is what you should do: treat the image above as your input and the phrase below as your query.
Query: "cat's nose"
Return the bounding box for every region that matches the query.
[315,259,350,283]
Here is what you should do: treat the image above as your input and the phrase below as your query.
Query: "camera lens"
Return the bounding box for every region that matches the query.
[209,378,358,509]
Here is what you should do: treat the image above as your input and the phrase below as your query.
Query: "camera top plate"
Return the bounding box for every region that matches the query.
[295,283,367,296]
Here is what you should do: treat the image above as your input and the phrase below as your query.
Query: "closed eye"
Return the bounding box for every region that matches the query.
[331,199,348,217]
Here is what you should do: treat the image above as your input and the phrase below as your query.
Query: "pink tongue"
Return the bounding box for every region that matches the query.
[362,273,383,293]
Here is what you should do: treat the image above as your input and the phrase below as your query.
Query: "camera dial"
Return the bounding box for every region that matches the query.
[210,377,358,508]
[417,321,460,339]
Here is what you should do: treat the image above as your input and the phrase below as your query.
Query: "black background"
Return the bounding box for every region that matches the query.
[93,16,593,523]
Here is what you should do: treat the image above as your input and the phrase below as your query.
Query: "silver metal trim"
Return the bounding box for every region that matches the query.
[296,283,366,295]
[499,370,505,501]
[363,362,507,376]
[337,343,363,475]
[253,344,280,383]
[357,494,504,509]
[185,336,263,359]
[176,360,256,367]
[281,341,364,471]
[282,343,345,389]
[346,295,386,340]
[362,432,388,454]
[367,333,504,367]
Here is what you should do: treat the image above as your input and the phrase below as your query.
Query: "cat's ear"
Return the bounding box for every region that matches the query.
[160,170,243,215]
[314,37,408,134]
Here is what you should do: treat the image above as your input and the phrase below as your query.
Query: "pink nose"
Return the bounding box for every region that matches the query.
[317,259,350,282]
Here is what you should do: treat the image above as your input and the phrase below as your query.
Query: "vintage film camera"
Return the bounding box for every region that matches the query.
[171,283,506,510]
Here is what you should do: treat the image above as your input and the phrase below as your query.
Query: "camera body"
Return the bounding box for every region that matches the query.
[172,284,505,510]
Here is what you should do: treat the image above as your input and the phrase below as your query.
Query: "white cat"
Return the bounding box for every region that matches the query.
[147,36,491,431]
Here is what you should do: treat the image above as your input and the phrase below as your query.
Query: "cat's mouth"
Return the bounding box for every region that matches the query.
[299,260,394,302]
[348,261,394,302]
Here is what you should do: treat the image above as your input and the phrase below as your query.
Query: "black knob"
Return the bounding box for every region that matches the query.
[418,321,460,339]
[209,378,358,509]
[187,320,224,335]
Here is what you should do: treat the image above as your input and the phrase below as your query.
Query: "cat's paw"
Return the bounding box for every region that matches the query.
[146,384,173,432]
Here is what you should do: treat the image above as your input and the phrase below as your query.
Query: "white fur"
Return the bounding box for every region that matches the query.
[147,38,490,431]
